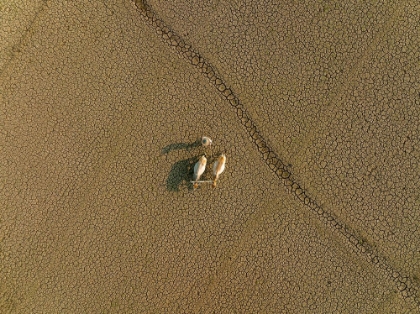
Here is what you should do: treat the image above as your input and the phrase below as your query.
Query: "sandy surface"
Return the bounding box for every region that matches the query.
[1,0,419,312]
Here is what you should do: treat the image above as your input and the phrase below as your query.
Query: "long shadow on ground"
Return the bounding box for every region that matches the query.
[162,140,201,154]
[166,156,197,191]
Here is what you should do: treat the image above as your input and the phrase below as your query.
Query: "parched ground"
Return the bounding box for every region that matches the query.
[1,0,419,313]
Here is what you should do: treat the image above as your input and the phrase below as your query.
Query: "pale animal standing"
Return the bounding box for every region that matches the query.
[212,154,226,188]
[193,155,207,189]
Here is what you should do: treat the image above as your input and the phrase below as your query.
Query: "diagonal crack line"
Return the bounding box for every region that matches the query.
[132,0,420,310]
[0,0,49,77]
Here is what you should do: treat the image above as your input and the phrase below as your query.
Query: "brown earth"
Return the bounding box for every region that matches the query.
[1,0,419,313]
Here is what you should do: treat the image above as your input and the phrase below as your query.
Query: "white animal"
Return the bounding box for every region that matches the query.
[193,155,207,188]
[201,136,212,147]
[212,154,226,188]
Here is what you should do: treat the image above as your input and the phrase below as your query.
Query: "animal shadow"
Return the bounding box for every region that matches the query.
[162,140,201,154]
[166,156,198,191]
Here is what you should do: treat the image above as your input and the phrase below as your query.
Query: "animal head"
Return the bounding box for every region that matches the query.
[199,155,207,164]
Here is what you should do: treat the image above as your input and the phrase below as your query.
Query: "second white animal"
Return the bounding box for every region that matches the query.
[212,154,226,188]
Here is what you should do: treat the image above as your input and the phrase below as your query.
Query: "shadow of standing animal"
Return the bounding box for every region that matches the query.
[161,140,200,155]
[166,156,197,191]
[164,137,215,191]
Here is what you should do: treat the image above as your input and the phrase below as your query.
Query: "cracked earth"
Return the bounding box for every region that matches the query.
[1,0,419,312]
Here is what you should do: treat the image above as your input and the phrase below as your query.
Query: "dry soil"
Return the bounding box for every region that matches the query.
[1,0,419,313]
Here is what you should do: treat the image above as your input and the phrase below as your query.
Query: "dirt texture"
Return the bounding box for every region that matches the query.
[1,0,419,313]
